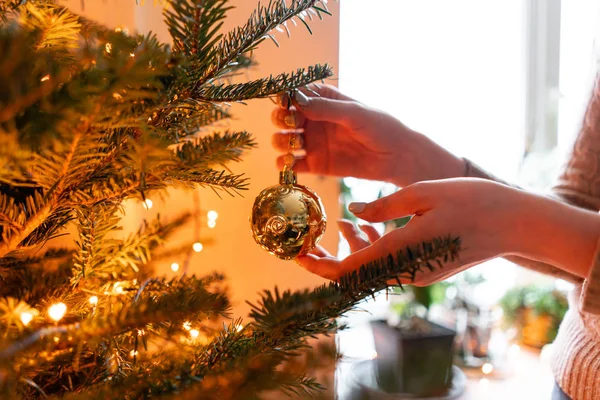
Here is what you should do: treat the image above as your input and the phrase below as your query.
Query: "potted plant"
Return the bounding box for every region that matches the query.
[370,283,456,396]
[499,285,568,348]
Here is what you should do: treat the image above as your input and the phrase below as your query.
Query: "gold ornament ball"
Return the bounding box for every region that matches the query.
[251,171,326,260]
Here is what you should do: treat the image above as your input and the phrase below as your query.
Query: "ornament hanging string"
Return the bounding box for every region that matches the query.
[281,89,306,184]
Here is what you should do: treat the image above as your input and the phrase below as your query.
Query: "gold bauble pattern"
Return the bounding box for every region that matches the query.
[251,170,326,260]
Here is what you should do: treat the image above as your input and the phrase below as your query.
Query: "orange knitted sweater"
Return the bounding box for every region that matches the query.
[465,78,600,400]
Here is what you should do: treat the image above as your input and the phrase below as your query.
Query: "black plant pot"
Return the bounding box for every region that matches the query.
[370,318,456,397]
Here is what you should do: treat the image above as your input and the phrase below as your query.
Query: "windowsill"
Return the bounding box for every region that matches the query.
[335,323,554,400]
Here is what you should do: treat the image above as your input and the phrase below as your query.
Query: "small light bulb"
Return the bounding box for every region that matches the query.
[207,210,218,220]
[192,242,203,253]
[207,220,216,229]
[130,350,138,357]
[171,263,180,272]
[143,199,153,209]
[20,312,34,326]
[482,363,493,375]
[40,74,50,82]
[113,282,125,294]
[370,351,378,360]
[48,303,67,322]
[89,296,98,305]
[115,27,122,33]
[105,43,112,53]
[189,329,199,338]
[183,321,191,331]
[235,324,243,332]
[129,52,135,57]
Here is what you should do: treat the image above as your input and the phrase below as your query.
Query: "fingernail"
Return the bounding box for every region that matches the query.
[284,112,296,128]
[348,202,366,214]
[294,90,309,107]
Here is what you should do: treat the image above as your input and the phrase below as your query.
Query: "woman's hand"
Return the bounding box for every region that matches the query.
[271,84,465,187]
[297,179,524,284]
[298,178,600,286]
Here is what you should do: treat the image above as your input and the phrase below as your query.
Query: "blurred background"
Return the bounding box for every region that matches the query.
[62,1,600,398]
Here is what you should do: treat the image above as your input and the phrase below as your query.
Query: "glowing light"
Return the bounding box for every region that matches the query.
[207,219,216,229]
[235,324,243,332]
[53,336,59,343]
[207,210,218,220]
[130,350,138,357]
[105,43,112,53]
[115,27,122,33]
[171,262,180,272]
[129,52,135,57]
[137,329,145,336]
[369,351,378,360]
[481,363,493,375]
[20,312,34,326]
[113,282,125,294]
[143,199,153,209]
[48,303,67,322]
[183,321,191,331]
[192,242,203,253]
[40,74,50,82]
[112,92,123,100]
[89,296,98,306]
[189,329,200,338]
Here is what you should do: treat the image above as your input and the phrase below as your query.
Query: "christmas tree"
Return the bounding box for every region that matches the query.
[0,1,460,398]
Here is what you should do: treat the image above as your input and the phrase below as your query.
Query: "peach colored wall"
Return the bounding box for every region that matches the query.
[63,0,341,319]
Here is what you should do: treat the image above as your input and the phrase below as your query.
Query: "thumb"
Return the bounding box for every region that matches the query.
[293,90,363,128]
[348,186,431,223]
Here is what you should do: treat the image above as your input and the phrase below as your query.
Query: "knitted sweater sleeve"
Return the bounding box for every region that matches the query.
[465,77,600,314]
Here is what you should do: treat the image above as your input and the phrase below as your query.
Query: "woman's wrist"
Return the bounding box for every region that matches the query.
[511,191,600,279]
[391,131,464,186]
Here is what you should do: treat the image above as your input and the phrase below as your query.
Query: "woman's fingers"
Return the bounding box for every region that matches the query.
[359,224,382,243]
[310,245,333,258]
[272,131,305,152]
[299,84,356,102]
[276,84,356,107]
[275,155,309,173]
[296,254,341,281]
[337,219,370,252]
[349,183,434,223]
[271,107,306,129]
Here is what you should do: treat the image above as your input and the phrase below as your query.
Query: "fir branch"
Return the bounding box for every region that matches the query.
[0,27,69,125]
[72,204,121,284]
[18,3,81,51]
[249,236,462,337]
[166,169,251,194]
[193,64,334,102]
[175,131,257,169]
[0,275,231,361]
[73,212,191,284]
[164,0,232,58]
[197,0,329,84]
[154,102,232,142]
[0,250,73,305]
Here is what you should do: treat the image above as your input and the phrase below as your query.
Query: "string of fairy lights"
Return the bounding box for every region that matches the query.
[8,26,232,349]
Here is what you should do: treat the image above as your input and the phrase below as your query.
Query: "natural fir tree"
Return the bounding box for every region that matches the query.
[0,1,461,399]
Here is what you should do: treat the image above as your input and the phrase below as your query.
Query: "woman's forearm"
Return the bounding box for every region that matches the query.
[512,192,600,279]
